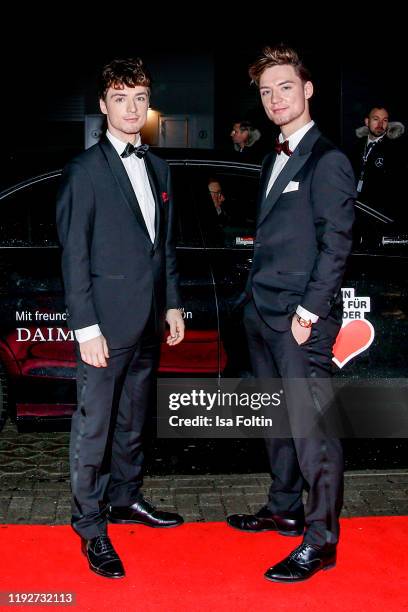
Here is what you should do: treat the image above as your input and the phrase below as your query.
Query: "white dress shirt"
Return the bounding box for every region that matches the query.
[265,120,319,323]
[266,120,315,196]
[75,130,156,343]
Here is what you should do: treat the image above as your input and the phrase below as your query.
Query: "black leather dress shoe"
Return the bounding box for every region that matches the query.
[108,498,184,528]
[81,535,125,579]
[264,542,336,583]
[226,506,304,536]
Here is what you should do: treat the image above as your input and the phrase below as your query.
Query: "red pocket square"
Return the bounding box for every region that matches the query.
[162,192,169,203]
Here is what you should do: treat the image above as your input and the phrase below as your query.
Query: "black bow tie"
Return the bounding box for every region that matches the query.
[121,143,149,159]
[274,139,293,156]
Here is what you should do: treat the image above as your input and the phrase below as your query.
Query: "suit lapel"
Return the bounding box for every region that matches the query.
[144,153,162,250]
[257,125,321,227]
[256,152,275,217]
[99,136,151,243]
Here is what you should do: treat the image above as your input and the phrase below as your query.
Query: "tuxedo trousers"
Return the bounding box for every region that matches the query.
[70,309,160,539]
[244,299,344,546]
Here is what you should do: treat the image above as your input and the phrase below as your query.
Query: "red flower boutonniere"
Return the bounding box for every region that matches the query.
[161,192,169,203]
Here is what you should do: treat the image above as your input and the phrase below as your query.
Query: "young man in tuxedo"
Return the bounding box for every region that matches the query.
[226,45,355,583]
[57,58,185,579]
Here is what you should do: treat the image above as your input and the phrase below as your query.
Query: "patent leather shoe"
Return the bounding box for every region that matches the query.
[81,535,125,579]
[264,542,336,583]
[226,506,304,536]
[108,498,184,528]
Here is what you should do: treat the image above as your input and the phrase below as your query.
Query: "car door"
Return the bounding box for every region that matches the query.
[158,162,220,375]
[0,163,221,425]
[189,162,259,376]
[0,173,77,419]
[337,204,408,378]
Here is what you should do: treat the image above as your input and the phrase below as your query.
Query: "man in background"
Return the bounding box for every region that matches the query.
[230,120,263,161]
[352,105,406,220]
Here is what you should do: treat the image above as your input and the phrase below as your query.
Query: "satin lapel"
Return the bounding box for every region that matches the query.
[257,125,321,227]
[256,152,275,219]
[144,153,162,250]
[98,136,151,242]
[257,151,312,227]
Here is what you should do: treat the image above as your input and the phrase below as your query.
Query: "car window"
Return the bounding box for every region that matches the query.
[0,168,203,250]
[169,164,203,248]
[353,202,404,253]
[0,175,60,247]
[189,166,259,248]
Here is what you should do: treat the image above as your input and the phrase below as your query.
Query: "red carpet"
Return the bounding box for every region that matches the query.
[1,517,408,611]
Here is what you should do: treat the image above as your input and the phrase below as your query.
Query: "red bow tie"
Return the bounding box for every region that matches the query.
[274,139,293,156]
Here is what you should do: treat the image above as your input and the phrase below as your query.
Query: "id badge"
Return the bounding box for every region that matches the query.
[357,179,363,193]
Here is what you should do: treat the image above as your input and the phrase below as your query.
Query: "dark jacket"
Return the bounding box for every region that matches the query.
[351,122,406,220]
[246,125,356,331]
[56,136,180,349]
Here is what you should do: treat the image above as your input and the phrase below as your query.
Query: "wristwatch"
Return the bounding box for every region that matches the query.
[295,314,312,328]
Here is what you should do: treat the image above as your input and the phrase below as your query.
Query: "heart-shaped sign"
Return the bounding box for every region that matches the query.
[332,319,375,369]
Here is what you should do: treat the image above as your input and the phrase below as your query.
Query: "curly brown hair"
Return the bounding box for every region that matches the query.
[249,44,311,86]
[98,58,152,100]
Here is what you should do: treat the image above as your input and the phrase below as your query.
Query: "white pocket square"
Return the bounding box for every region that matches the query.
[283,181,299,193]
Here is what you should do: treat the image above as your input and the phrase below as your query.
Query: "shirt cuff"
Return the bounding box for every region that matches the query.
[75,324,102,343]
[296,305,319,323]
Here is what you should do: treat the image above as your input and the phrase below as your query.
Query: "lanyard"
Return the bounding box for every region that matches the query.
[362,140,376,164]
[357,138,382,192]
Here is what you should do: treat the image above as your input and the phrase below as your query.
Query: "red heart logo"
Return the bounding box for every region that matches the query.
[332,319,375,369]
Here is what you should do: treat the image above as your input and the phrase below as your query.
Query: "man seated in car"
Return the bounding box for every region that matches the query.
[207,177,231,226]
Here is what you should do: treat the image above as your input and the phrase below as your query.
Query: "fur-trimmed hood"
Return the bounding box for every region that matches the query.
[356,121,405,140]
[233,128,261,151]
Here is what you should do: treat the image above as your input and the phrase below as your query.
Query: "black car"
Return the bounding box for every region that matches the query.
[0,150,407,435]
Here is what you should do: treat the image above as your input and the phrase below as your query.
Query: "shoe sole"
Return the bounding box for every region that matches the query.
[108,517,184,528]
[226,523,303,537]
[264,563,336,583]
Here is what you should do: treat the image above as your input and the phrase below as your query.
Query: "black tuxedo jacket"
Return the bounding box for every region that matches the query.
[56,136,181,349]
[247,125,356,331]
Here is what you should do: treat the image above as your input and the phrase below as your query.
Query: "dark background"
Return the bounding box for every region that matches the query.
[1,18,406,180]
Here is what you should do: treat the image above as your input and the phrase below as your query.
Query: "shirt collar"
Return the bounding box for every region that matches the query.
[367,133,385,144]
[106,130,141,156]
[279,120,315,151]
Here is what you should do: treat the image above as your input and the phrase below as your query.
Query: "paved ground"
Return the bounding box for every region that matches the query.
[1,421,408,524]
